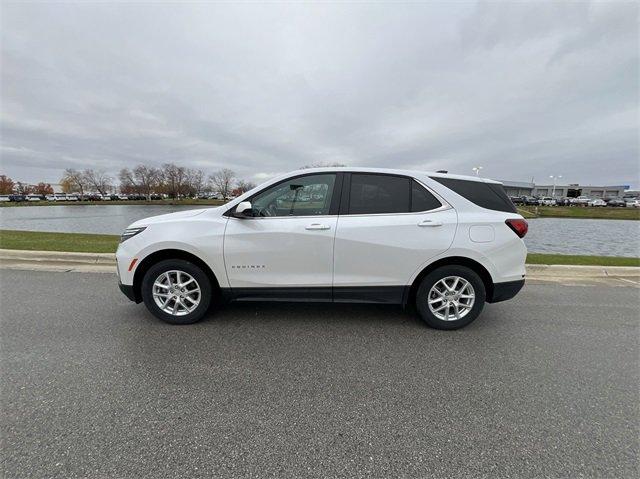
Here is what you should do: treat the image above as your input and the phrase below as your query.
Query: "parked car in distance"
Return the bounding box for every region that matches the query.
[538,197,557,206]
[9,194,26,202]
[26,194,42,202]
[0,195,10,202]
[588,198,607,207]
[509,196,525,205]
[625,199,640,208]
[53,194,68,201]
[66,194,79,201]
[606,198,626,207]
[570,196,590,206]
[117,168,528,330]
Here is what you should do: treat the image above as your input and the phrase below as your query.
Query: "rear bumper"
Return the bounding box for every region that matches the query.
[488,279,525,303]
[118,281,139,303]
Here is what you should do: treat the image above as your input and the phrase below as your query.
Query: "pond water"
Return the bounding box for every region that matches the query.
[1,205,639,257]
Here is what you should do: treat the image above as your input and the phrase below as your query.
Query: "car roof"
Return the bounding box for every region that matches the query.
[282,167,502,185]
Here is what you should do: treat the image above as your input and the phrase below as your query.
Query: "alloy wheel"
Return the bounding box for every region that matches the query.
[427,276,475,321]
[152,270,201,316]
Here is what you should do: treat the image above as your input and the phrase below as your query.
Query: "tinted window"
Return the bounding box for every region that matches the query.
[411,180,442,212]
[251,174,336,217]
[349,174,410,214]
[431,177,516,213]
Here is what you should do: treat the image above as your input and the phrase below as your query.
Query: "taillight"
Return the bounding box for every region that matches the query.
[505,218,528,238]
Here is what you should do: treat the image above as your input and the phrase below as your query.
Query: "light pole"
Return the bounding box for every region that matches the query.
[472,166,483,177]
[549,175,562,197]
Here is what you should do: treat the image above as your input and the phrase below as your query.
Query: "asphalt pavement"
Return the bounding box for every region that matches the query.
[1,269,638,478]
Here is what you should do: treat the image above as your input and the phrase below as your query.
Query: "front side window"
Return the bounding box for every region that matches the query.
[250,174,336,217]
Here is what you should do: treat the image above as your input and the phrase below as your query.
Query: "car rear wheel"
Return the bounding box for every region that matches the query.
[141,259,212,324]
[415,265,486,330]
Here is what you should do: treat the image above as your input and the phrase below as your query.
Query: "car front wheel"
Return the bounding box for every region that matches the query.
[415,265,486,330]
[141,259,212,324]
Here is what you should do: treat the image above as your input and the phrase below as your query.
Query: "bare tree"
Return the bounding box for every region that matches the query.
[84,169,113,196]
[0,175,14,194]
[35,182,54,196]
[236,179,256,194]
[161,163,188,198]
[14,182,33,195]
[119,168,137,194]
[61,168,89,198]
[133,165,160,199]
[186,168,205,197]
[209,168,236,200]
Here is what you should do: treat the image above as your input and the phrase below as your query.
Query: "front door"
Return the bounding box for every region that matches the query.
[223,173,339,298]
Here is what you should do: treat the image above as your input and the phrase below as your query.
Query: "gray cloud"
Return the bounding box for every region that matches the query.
[1,1,638,187]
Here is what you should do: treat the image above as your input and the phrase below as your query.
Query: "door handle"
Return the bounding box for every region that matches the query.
[305,223,331,230]
[418,219,443,227]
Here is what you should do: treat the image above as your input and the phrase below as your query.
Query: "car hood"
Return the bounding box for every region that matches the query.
[128,208,212,228]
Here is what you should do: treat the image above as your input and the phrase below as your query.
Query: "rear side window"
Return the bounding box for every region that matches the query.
[411,180,442,212]
[348,174,410,214]
[430,177,516,213]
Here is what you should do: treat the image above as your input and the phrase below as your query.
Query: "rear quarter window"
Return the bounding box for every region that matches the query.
[430,177,517,213]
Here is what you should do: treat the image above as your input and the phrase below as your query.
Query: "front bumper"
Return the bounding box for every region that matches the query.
[488,279,525,303]
[118,281,140,303]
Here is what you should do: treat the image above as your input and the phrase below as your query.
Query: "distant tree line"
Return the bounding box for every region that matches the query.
[0,164,257,200]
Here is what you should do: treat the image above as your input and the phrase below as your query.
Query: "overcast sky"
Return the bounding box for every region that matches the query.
[1,1,638,187]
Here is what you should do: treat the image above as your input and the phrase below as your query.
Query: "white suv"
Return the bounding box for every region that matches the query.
[117,168,528,330]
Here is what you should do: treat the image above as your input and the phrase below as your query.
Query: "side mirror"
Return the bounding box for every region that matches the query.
[235,201,253,218]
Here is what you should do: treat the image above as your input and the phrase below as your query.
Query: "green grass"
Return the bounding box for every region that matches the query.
[526,253,640,267]
[1,230,638,266]
[517,206,639,220]
[0,230,119,253]
[0,199,226,207]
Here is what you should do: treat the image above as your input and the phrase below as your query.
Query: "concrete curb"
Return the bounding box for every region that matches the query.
[1,249,639,282]
[0,249,116,264]
[526,263,640,278]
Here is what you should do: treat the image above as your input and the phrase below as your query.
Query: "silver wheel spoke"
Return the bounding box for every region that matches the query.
[427,276,475,321]
[152,270,202,316]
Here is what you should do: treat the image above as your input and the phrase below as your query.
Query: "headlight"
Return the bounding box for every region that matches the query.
[120,227,146,242]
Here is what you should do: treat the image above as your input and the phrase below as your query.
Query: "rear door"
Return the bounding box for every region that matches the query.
[332,173,456,299]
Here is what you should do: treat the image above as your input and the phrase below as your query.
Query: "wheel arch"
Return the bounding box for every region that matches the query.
[132,249,221,303]
[404,256,495,307]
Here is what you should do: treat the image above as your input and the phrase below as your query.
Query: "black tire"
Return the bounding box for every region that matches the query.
[415,265,486,330]
[141,259,213,325]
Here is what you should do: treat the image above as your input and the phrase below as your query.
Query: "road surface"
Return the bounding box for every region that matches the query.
[1,269,638,478]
